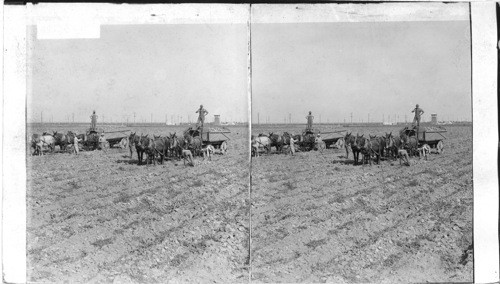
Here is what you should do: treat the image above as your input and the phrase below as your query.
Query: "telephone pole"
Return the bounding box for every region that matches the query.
[350,113,353,124]
[258,112,260,125]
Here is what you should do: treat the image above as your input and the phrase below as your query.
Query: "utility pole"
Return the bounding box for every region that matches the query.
[133,112,136,124]
[41,111,43,123]
[258,113,260,125]
[350,113,353,124]
[320,114,321,124]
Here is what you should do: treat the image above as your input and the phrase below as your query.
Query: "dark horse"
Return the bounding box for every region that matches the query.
[366,134,386,165]
[344,132,363,165]
[53,131,70,152]
[184,133,203,157]
[146,136,170,165]
[130,133,148,165]
[169,132,188,160]
[400,133,418,157]
[268,132,284,153]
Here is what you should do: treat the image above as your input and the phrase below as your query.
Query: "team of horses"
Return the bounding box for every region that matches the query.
[128,129,226,166]
[252,129,431,166]
[30,131,92,156]
[343,129,431,166]
[252,132,341,157]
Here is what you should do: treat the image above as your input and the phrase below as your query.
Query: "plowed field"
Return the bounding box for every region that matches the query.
[27,125,250,283]
[250,125,472,283]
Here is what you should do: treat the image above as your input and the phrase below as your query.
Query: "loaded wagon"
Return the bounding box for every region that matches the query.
[295,129,346,151]
[184,126,229,153]
[401,125,446,154]
[81,129,130,151]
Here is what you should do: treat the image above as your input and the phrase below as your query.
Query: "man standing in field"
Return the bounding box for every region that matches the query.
[411,104,424,127]
[306,111,314,132]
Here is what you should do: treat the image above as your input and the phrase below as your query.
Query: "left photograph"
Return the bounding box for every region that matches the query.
[26,6,250,283]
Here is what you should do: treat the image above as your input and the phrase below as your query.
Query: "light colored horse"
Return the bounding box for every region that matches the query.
[252,136,271,156]
[418,144,431,160]
[202,144,215,161]
[39,135,56,153]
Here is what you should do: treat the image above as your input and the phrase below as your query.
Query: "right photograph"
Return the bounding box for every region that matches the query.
[250,3,472,283]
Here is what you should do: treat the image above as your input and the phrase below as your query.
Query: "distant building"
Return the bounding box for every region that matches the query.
[214,115,221,125]
[431,113,437,124]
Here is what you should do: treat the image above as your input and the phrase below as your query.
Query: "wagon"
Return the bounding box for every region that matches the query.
[295,129,346,151]
[401,125,446,154]
[184,126,229,153]
[82,129,130,150]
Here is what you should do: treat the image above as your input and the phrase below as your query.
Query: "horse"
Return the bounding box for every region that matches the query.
[356,134,373,165]
[169,132,188,160]
[417,144,431,160]
[366,134,386,164]
[147,136,170,165]
[268,132,284,153]
[53,131,70,152]
[30,134,42,156]
[202,144,215,161]
[252,135,271,156]
[133,134,149,165]
[185,134,203,157]
[128,132,139,159]
[38,134,56,153]
[344,132,363,165]
[400,133,418,157]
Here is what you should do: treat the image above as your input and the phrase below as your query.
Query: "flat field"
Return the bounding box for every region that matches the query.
[27,124,250,283]
[250,124,473,283]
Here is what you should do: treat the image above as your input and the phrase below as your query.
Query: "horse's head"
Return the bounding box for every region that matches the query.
[369,134,376,140]
[154,135,160,139]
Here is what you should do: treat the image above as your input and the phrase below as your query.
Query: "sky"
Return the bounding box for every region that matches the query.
[28,24,249,124]
[252,20,472,124]
[27,9,471,125]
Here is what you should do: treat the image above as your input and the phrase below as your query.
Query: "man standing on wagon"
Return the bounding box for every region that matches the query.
[306,111,314,132]
[196,105,209,128]
[411,104,424,127]
[90,110,98,131]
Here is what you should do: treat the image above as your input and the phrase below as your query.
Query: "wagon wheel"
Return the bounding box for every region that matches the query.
[436,140,444,154]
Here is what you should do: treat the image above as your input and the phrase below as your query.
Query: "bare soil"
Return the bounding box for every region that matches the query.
[250,125,472,283]
[27,125,250,283]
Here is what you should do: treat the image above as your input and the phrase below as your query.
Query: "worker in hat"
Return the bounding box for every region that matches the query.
[411,104,424,127]
[306,111,314,132]
[196,105,209,128]
[73,132,81,155]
